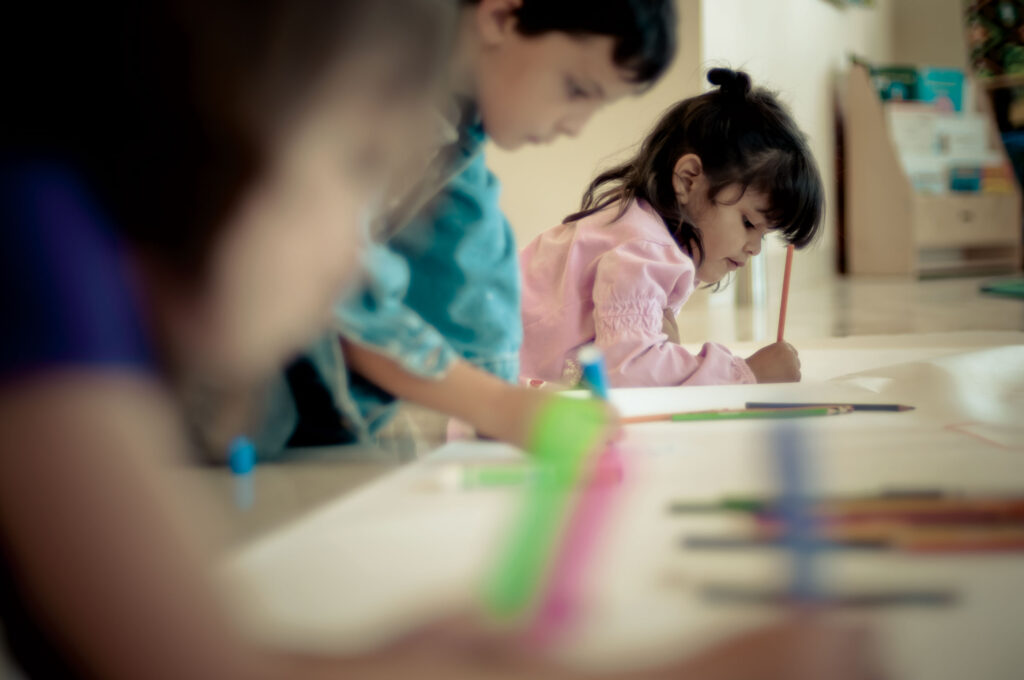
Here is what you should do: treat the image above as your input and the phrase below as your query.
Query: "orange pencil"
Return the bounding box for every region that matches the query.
[777,244,794,342]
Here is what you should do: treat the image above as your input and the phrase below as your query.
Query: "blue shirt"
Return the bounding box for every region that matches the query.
[390,150,522,382]
[258,123,524,453]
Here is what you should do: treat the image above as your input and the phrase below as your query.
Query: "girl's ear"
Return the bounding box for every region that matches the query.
[475,0,524,47]
[672,154,704,206]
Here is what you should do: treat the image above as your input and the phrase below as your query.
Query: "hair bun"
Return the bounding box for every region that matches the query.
[707,68,752,100]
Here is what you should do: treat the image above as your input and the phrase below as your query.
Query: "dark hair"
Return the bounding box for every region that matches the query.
[463,0,677,86]
[566,68,825,264]
[1,0,453,277]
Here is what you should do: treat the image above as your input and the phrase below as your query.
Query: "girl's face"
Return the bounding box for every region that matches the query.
[673,155,775,284]
[182,75,430,383]
[471,1,638,150]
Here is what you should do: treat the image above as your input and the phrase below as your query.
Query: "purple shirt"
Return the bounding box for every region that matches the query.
[519,199,755,387]
[0,161,153,384]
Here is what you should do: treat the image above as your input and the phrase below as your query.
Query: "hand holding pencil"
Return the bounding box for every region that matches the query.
[746,341,801,383]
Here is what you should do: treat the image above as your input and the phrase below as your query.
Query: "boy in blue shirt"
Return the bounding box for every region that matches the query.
[260,0,678,452]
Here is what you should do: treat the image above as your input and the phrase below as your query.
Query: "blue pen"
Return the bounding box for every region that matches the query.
[228,436,256,511]
[774,425,821,602]
[578,345,610,401]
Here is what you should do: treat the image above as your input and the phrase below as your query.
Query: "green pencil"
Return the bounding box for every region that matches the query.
[623,406,853,424]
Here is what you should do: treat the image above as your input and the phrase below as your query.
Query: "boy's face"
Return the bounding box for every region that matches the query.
[474,22,639,150]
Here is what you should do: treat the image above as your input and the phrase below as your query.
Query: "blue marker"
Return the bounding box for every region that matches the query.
[774,425,821,602]
[578,345,610,401]
[228,436,255,511]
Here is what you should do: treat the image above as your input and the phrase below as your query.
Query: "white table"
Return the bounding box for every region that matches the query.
[224,332,1024,679]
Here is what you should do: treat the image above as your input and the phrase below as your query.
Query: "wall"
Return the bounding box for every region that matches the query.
[890,0,968,69]
[697,0,894,294]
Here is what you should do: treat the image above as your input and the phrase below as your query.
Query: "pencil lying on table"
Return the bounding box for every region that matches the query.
[623,405,852,424]
[746,402,915,412]
[670,495,1024,519]
[685,525,1024,554]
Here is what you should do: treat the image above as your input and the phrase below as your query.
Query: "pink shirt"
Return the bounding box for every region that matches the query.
[519,199,756,387]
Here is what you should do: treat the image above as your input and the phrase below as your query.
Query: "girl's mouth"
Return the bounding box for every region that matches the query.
[726,258,742,270]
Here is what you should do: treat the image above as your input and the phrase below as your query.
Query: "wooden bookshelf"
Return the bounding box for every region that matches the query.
[843,64,1022,276]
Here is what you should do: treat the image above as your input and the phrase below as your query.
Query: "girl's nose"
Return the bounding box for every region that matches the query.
[746,234,763,256]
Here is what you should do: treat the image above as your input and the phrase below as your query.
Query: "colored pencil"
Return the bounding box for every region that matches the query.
[433,462,622,490]
[669,494,1024,519]
[684,526,1024,554]
[746,401,915,412]
[777,244,794,342]
[683,535,885,550]
[700,584,956,607]
[623,405,852,424]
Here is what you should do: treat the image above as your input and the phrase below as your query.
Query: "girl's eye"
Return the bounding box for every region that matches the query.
[743,218,756,230]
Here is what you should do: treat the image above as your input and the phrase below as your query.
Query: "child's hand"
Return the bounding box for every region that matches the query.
[746,342,801,383]
[479,386,620,451]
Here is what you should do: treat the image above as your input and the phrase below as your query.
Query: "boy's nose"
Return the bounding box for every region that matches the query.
[558,107,597,139]
[557,117,584,139]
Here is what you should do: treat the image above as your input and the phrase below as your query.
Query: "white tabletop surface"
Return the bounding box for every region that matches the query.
[223,331,1024,679]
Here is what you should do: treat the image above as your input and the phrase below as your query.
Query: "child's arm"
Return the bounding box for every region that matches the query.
[0,372,356,680]
[343,340,560,448]
[591,242,756,387]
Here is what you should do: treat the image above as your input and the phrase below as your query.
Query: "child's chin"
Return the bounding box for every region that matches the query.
[697,269,725,285]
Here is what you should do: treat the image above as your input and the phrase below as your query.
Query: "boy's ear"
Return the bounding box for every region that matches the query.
[475,0,524,47]
[672,154,704,205]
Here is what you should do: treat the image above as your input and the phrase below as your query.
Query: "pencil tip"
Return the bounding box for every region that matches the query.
[898,405,916,412]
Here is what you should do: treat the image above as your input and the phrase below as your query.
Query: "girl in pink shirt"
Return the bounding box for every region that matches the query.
[520,68,824,388]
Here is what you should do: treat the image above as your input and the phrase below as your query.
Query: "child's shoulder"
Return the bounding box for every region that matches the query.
[581,198,673,241]
[578,198,689,261]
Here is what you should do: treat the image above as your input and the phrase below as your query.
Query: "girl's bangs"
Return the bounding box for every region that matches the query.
[746,151,824,249]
